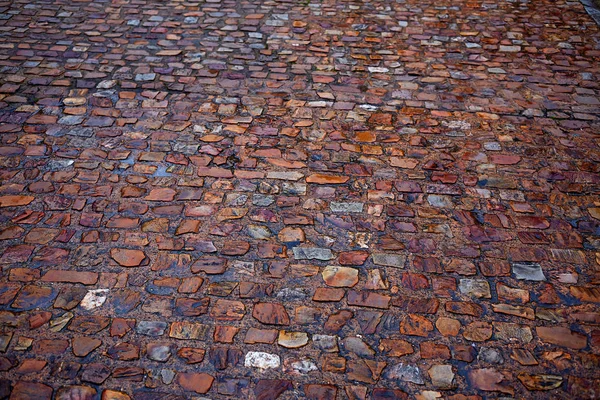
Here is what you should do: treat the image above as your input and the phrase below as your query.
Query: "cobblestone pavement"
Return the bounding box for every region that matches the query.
[0,0,599,398]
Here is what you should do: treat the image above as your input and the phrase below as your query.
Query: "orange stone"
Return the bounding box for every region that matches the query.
[110,248,146,267]
[252,302,290,325]
[177,372,214,394]
[145,188,176,201]
[41,270,98,285]
[0,195,34,207]
[306,174,349,184]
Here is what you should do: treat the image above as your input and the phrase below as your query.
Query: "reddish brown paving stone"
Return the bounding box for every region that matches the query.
[322,266,359,287]
[0,245,35,264]
[16,359,47,374]
[72,337,102,357]
[177,347,206,364]
[244,328,278,344]
[145,188,177,201]
[11,285,56,310]
[536,326,587,349]
[191,256,227,274]
[9,381,53,400]
[306,174,349,184]
[468,368,514,395]
[304,384,338,399]
[41,270,98,285]
[210,299,246,320]
[252,302,290,325]
[177,372,214,394]
[110,248,147,267]
[254,379,292,400]
[378,339,414,357]
[34,339,69,354]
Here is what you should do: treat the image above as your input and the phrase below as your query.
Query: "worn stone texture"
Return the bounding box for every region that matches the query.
[0,0,599,398]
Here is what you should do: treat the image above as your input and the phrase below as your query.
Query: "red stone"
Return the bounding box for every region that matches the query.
[177,372,214,394]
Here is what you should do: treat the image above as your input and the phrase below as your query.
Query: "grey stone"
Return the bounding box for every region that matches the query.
[428,364,455,389]
[292,247,334,261]
[478,347,504,364]
[483,142,501,151]
[47,159,74,170]
[252,194,274,206]
[312,335,338,353]
[97,80,116,89]
[275,288,307,301]
[58,116,85,125]
[499,45,521,52]
[161,369,175,384]
[266,171,304,181]
[511,262,546,281]
[147,343,171,362]
[172,142,199,154]
[282,182,306,195]
[372,253,406,268]
[288,359,318,374]
[459,279,491,298]
[67,127,94,137]
[386,363,424,384]
[135,73,156,81]
[330,202,364,213]
[427,195,452,208]
[225,193,248,206]
[136,321,168,336]
[341,337,375,357]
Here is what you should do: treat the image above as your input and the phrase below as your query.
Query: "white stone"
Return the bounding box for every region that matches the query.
[289,359,318,374]
[80,289,109,310]
[244,351,281,370]
[368,67,389,73]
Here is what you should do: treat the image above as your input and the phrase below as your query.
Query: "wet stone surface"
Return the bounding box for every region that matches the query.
[0,0,599,398]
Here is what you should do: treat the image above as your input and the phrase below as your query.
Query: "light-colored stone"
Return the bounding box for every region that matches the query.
[80,289,109,310]
[244,351,281,369]
[312,335,338,352]
[330,202,364,213]
[459,279,491,298]
[293,247,334,260]
[386,363,424,384]
[428,365,455,389]
[511,262,546,281]
[278,331,309,348]
[322,266,359,287]
[372,253,405,268]
[266,171,304,181]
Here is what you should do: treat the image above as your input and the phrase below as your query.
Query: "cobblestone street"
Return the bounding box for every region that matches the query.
[0,0,599,398]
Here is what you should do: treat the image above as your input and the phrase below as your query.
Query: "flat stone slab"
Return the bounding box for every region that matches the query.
[511,262,546,281]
